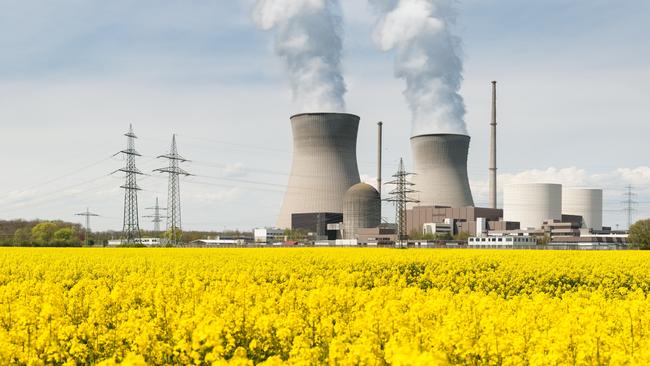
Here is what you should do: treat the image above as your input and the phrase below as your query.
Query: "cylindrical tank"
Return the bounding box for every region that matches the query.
[277,113,361,228]
[562,187,603,230]
[504,183,562,229]
[410,134,474,207]
[343,183,381,239]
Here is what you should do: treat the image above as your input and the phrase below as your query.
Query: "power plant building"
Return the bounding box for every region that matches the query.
[277,113,361,228]
[406,205,518,236]
[410,134,474,207]
[343,183,381,239]
[562,187,603,230]
[504,183,562,229]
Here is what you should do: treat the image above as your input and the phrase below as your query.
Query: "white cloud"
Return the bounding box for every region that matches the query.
[222,163,248,178]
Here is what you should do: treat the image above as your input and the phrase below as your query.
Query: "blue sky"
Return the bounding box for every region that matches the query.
[0,0,648,231]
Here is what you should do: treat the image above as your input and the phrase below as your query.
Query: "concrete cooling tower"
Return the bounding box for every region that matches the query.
[504,183,562,229]
[410,134,475,207]
[562,187,603,230]
[277,113,361,228]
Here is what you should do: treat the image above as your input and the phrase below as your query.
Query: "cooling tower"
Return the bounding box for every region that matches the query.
[277,113,361,228]
[504,183,562,229]
[343,183,381,239]
[562,187,603,230]
[410,134,474,207]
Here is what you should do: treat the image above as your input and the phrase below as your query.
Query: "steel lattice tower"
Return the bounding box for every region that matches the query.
[115,124,143,244]
[155,135,190,245]
[384,158,419,245]
[623,185,637,229]
[144,197,167,233]
[76,207,99,246]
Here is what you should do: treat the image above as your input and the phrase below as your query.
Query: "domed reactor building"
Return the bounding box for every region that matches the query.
[277,113,361,230]
[343,183,381,239]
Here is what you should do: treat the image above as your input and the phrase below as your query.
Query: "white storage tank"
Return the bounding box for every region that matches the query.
[504,183,562,229]
[562,187,603,230]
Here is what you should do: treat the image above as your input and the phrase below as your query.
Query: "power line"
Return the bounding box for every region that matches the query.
[114,124,143,244]
[154,135,191,245]
[75,208,99,246]
[384,158,419,245]
[143,197,167,233]
[622,185,637,229]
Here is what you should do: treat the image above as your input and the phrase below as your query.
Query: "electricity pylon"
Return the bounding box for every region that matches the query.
[114,124,143,244]
[144,197,167,233]
[622,185,637,229]
[384,158,419,246]
[154,135,190,245]
[76,208,99,246]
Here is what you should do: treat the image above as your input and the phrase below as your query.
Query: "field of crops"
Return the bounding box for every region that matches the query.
[1,248,650,365]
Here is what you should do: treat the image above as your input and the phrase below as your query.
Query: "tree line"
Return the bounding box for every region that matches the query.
[0,220,253,246]
[0,220,84,246]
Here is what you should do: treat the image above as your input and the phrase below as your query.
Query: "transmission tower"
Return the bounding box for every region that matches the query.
[154,135,190,245]
[384,158,419,245]
[75,207,99,246]
[114,124,143,244]
[623,185,637,229]
[144,197,167,233]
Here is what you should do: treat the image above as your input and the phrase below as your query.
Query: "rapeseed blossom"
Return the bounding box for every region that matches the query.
[0,248,649,365]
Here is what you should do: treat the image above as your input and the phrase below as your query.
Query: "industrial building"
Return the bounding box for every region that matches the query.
[406,205,519,237]
[291,212,343,240]
[253,228,285,244]
[277,113,361,229]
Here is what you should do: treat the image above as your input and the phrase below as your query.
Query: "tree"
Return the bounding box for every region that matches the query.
[31,222,58,246]
[13,228,31,246]
[164,227,183,245]
[453,231,471,242]
[52,227,81,246]
[629,219,650,249]
[283,229,307,241]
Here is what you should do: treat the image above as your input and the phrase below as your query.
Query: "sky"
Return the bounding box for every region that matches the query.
[0,0,648,232]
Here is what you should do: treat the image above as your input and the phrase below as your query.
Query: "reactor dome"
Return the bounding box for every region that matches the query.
[343,183,381,239]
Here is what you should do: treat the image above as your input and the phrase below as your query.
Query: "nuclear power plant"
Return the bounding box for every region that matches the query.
[271,82,622,247]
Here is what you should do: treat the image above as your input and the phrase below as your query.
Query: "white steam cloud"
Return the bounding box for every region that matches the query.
[370,0,467,136]
[253,0,347,112]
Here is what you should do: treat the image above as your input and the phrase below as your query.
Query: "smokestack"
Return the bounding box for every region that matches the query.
[277,113,361,229]
[410,134,474,208]
[377,121,383,197]
[489,81,497,209]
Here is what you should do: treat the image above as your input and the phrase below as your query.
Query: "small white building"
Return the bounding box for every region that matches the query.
[253,228,285,243]
[190,238,245,246]
[468,236,537,247]
[423,223,453,235]
[107,238,162,246]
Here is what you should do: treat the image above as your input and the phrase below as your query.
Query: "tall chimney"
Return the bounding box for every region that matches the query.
[489,81,497,209]
[377,121,383,197]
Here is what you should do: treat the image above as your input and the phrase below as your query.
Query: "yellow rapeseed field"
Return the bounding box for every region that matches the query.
[0,248,649,365]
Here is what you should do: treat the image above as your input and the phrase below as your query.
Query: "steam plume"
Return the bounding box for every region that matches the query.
[253,0,347,112]
[370,0,467,136]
